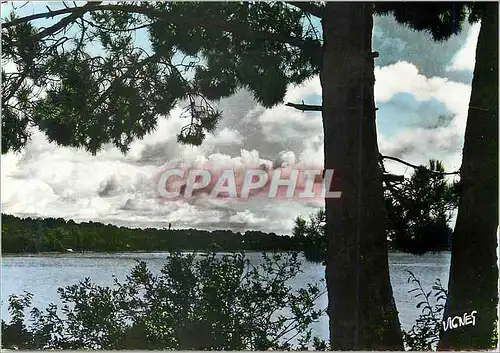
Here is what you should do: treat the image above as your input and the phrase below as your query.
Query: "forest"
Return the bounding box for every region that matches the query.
[1,213,299,253]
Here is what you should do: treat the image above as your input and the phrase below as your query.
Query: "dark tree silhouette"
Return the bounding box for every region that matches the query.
[438,3,498,349]
[384,160,459,255]
[294,159,459,260]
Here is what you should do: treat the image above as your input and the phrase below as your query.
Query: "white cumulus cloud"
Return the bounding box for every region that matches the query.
[447,23,480,72]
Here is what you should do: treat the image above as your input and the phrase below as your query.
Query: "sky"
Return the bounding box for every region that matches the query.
[1,3,480,235]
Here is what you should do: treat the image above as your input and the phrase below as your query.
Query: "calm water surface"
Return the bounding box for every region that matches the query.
[1,251,450,340]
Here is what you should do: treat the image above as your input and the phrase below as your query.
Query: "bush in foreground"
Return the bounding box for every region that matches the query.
[1,252,327,350]
[402,271,498,351]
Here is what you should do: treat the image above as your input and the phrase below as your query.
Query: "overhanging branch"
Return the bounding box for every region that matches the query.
[286,1,324,18]
[2,1,101,29]
[286,102,379,112]
[285,102,322,111]
[380,154,460,175]
[90,52,164,111]
[3,3,321,52]
[382,174,405,183]
[30,1,102,42]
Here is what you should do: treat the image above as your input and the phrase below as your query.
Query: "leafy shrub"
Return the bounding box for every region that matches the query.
[402,272,498,351]
[402,271,448,351]
[1,252,327,350]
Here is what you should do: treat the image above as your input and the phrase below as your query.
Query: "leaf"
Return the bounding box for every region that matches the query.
[416,301,426,309]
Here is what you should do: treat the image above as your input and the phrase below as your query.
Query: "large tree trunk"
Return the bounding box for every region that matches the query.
[321,3,403,350]
[438,3,499,350]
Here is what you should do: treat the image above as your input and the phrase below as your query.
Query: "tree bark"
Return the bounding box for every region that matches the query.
[438,3,499,350]
[321,3,403,350]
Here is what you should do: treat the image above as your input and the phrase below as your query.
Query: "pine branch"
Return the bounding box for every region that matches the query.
[382,174,405,183]
[380,154,460,175]
[286,1,324,18]
[2,1,101,29]
[285,102,322,111]
[89,52,163,112]
[3,3,321,52]
[286,101,379,112]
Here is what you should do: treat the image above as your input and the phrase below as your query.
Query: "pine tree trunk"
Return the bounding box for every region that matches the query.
[438,3,498,350]
[321,3,403,350]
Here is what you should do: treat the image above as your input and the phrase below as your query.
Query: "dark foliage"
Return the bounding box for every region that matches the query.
[2,2,482,154]
[293,160,459,262]
[403,271,498,351]
[292,210,326,264]
[374,2,469,41]
[1,213,300,254]
[1,2,321,154]
[402,271,448,350]
[384,160,459,255]
[1,252,327,350]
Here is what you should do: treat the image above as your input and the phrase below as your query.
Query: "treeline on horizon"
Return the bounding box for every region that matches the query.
[1,213,301,254]
[2,211,450,257]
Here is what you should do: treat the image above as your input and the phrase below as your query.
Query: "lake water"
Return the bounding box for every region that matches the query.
[1,251,450,341]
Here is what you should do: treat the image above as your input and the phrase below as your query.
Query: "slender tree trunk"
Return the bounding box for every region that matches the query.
[438,3,498,350]
[321,3,403,350]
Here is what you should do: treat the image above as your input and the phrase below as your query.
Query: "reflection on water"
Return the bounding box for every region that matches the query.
[1,251,450,340]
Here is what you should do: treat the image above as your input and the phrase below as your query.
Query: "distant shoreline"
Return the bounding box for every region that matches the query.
[2,249,450,257]
[2,213,451,257]
[1,249,298,256]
